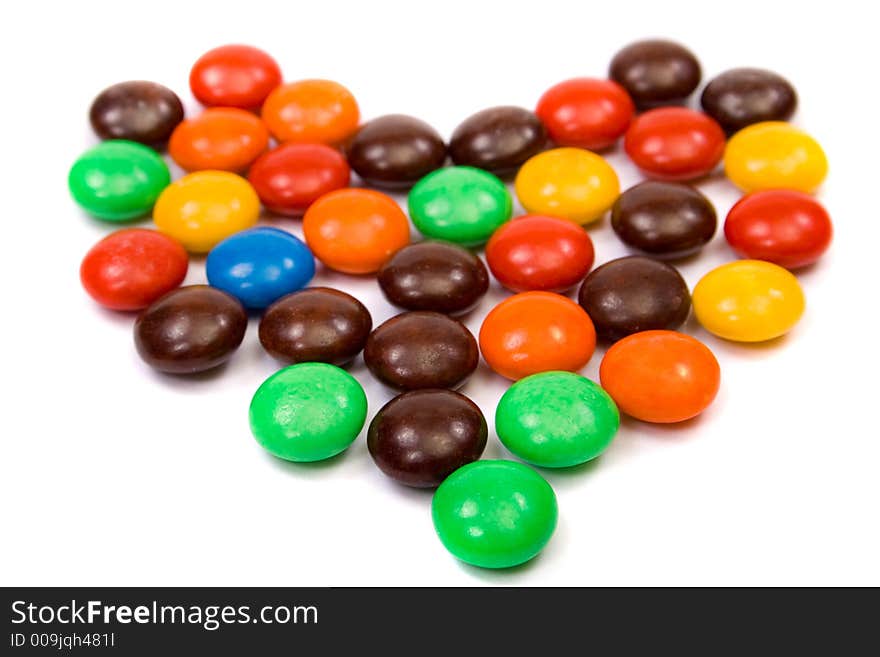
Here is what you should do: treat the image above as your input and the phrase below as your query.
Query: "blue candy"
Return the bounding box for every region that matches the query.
[206,227,315,310]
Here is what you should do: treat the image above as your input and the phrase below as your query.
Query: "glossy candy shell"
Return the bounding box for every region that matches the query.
[80,228,188,311]
[153,171,260,253]
[496,371,619,468]
[692,260,805,342]
[69,140,171,221]
[408,167,512,246]
[206,227,315,310]
[249,362,368,462]
[432,460,557,569]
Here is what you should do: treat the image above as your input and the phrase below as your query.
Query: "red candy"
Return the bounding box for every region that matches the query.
[624,107,726,181]
[248,143,351,216]
[189,44,282,109]
[80,229,188,311]
[485,214,595,292]
[724,189,833,269]
[536,78,635,150]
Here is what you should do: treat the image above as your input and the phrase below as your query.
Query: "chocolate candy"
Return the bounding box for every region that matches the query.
[609,39,701,109]
[89,81,184,148]
[449,106,547,175]
[611,181,717,258]
[364,311,479,391]
[701,68,797,134]
[578,256,690,342]
[347,114,446,188]
[134,286,247,374]
[377,241,489,315]
[258,287,372,366]
[368,389,487,487]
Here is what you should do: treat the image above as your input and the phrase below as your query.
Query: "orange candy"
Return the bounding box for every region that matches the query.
[599,330,720,423]
[169,107,269,172]
[303,189,410,274]
[261,79,360,145]
[479,292,596,380]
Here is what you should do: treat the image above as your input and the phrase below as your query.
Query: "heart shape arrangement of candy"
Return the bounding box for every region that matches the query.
[71,41,830,571]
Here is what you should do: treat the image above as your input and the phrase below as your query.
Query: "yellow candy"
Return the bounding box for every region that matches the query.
[514,147,619,225]
[153,171,260,253]
[724,122,828,194]
[693,260,805,342]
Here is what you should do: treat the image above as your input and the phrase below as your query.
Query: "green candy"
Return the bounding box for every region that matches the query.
[408,166,512,245]
[495,371,619,468]
[249,363,368,463]
[431,460,557,569]
[68,140,170,221]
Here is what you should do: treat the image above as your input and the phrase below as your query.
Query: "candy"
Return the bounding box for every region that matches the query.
[495,371,619,468]
[80,228,188,311]
[611,181,717,258]
[431,460,557,569]
[368,390,487,487]
[535,77,634,150]
[724,190,832,269]
[479,291,596,380]
[189,44,281,109]
[259,287,372,366]
[624,108,725,181]
[247,143,350,216]
[514,147,619,225]
[134,285,247,374]
[152,171,259,253]
[408,166,512,245]
[72,41,836,572]
[364,311,479,391]
[723,122,827,194]
[609,39,701,108]
[485,214,595,292]
[377,241,489,314]
[600,330,720,423]
[701,68,797,134]
[261,79,359,145]
[206,227,315,310]
[168,107,269,172]
[89,81,184,147]
[249,362,368,462]
[347,114,446,188]
[302,188,410,274]
[68,140,170,221]
[448,106,546,175]
[692,260,805,342]
[578,256,691,342]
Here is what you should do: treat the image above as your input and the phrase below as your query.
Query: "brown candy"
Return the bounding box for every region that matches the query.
[367,389,487,488]
[134,286,247,374]
[377,241,489,315]
[258,287,372,366]
[449,106,547,175]
[609,40,701,109]
[611,181,717,258]
[364,311,479,391]
[346,114,446,188]
[578,256,691,342]
[700,68,797,134]
[89,81,185,148]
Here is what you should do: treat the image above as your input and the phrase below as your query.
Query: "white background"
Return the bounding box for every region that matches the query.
[1,0,878,586]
